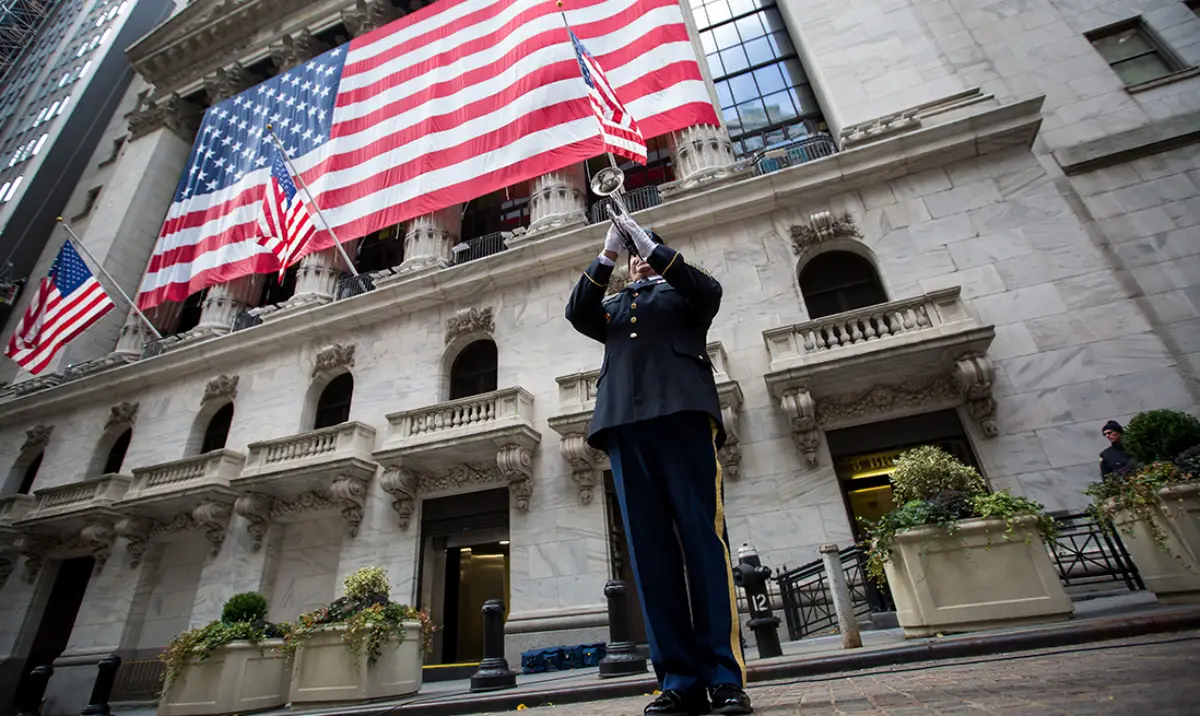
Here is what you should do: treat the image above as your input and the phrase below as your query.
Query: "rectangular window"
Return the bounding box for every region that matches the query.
[1086,17,1190,87]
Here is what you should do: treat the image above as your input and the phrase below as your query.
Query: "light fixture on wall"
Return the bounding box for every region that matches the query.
[499,540,510,545]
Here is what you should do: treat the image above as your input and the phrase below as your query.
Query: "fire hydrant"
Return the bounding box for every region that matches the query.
[732,542,783,659]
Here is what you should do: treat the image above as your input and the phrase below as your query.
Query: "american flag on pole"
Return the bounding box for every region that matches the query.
[5,240,115,375]
[136,0,719,310]
[568,27,645,164]
[257,145,319,280]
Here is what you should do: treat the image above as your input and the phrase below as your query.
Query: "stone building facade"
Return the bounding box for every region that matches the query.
[1,0,1199,712]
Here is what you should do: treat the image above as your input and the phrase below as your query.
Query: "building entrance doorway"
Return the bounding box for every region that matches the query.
[418,488,510,666]
[825,409,981,541]
[9,556,94,711]
[603,470,648,645]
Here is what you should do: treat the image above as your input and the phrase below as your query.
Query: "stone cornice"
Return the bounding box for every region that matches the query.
[0,97,1045,427]
[126,0,356,94]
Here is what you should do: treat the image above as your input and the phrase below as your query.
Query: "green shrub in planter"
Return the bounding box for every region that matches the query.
[221,592,268,624]
[1123,409,1200,464]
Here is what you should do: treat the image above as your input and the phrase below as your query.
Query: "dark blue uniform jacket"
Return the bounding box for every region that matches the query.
[565,244,726,451]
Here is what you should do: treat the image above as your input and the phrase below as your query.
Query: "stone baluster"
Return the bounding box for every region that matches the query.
[520,164,587,240]
[663,124,742,196]
[390,206,462,278]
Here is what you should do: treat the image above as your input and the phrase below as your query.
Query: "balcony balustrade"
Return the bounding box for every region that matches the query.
[373,388,540,518]
[231,422,378,549]
[761,287,997,467]
[12,473,133,573]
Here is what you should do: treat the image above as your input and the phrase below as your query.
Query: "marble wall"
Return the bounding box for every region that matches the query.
[136,535,208,651]
[267,515,344,622]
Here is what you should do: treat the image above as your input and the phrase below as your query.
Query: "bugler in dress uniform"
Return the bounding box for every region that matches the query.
[565,212,752,716]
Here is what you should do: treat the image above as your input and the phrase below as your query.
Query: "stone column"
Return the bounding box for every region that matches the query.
[111,296,184,358]
[195,274,263,334]
[342,0,403,37]
[391,206,462,277]
[519,165,587,241]
[662,124,742,197]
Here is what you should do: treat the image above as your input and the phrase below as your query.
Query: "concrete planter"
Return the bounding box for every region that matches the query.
[884,516,1072,638]
[1115,482,1200,603]
[288,622,423,703]
[157,640,288,716]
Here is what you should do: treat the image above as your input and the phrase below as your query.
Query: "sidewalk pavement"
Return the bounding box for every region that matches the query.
[114,591,1200,716]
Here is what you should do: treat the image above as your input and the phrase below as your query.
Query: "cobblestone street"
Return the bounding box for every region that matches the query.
[479,632,1200,715]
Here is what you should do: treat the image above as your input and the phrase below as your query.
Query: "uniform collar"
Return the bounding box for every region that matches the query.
[629,276,666,289]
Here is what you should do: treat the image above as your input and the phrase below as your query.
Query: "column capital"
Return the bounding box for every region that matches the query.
[342,0,404,37]
[269,30,332,73]
[126,90,203,142]
[203,62,263,103]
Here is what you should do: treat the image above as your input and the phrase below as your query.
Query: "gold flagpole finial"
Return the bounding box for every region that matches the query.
[56,216,63,222]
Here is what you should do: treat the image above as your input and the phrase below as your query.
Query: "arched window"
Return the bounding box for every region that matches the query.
[449,340,498,400]
[102,428,132,474]
[18,453,43,494]
[799,251,887,320]
[200,403,234,453]
[314,374,354,429]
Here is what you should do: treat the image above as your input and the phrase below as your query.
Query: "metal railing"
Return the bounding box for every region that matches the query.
[774,545,894,641]
[1047,511,1144,592]
[587,185,663,224]
[230,309,263,333]
[334,272,376,300]
[110,656,163,702]
[139,337,171,359]
[452,232,508,265]
[752,133,838,176]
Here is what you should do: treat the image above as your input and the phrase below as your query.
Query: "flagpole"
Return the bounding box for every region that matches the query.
[557,1,632,218]
[57,218,163,339]
[264,125,360,277]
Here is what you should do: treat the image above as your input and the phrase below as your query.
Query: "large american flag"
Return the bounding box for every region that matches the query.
[569,27,644,164]
[136,0,719,310]
[5,240,115,375]
[257,145,319,280]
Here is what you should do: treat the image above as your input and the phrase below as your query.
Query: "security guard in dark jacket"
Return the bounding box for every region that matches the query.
[565,211,751,716]
[1100,420,1134,478]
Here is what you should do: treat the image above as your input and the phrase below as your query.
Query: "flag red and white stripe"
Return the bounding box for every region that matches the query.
[257,146,320,280]
[5,240,115,375]
[136,0,719,310]
[568,27,646,163]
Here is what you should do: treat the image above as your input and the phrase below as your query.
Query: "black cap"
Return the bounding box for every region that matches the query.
[645,228,665,245]
[1102,420,1123,435]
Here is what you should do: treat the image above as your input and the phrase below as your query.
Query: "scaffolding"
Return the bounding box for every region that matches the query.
[0,0,54,83]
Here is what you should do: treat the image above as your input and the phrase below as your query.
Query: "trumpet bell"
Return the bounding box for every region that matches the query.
[590,166,625,197]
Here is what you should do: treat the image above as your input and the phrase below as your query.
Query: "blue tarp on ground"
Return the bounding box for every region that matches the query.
[520,643,607,673]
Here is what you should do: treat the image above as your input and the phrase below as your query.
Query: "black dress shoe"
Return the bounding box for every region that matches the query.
[709,684,753,715]
[644,689,711,716]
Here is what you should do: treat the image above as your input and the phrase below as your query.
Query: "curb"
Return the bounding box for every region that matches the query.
[338,607,1200,716]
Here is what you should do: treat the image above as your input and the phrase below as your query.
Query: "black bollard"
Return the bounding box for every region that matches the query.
[469,599,517,692]
[16,664,53,716]
[733,543,783,659]
[598,580,647,678]
[80,654,121,716]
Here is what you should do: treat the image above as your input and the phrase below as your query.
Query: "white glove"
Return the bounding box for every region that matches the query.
[609,207,657,258]
[603,221,625,256]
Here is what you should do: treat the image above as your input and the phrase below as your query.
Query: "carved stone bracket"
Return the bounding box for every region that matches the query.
[270,30,331,72]
[329,475,369,537]
[106,401,139,432]
[789,212,863,256]
[954,355,999,438]
[79,522,117,571]
[497,444,534,511]
[193,501,233,556]
[379,467,418,530]
[445,306,495,345]
[342,0,403,36]
[15,534,53,583]
[203,375,239,405]
[313,344,356,377]
[22,425,53,454]
[780,388,820,468]
[560,433,604,504]
[115,516,156,567]
[126,90,202,142]
[234,493,275,551]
